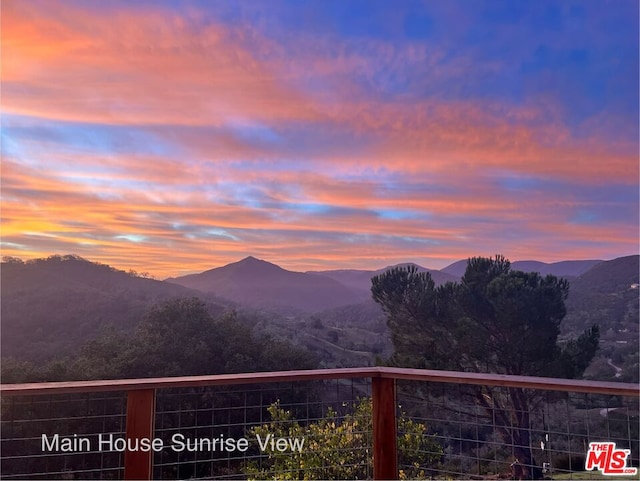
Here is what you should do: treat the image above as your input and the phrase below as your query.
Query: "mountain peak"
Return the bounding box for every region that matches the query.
[240,255,262,263]
[170,256,366,313]
[235,255,279,266]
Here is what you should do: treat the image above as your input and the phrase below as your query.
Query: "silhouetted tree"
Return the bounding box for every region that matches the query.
[372,255,599,479]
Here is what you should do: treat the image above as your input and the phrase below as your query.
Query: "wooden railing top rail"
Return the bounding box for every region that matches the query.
[378,367,640,396]
[1,366,638,397]
[0,367,379,396]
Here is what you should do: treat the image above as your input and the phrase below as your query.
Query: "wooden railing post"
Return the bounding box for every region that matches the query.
[124,389,156,480]
[372,376,397,479]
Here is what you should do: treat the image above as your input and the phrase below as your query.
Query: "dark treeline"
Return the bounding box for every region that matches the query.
[2,297,316,383]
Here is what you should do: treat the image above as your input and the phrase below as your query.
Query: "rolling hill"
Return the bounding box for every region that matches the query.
[1,255,226,361]
[563,255,639,335]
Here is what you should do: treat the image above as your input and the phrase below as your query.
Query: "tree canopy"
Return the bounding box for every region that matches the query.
[372,255,598,378]
[2,297,317,382]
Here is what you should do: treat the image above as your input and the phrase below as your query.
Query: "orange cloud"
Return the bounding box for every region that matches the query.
[2,1,637,275]
[3,153,635,277]
[2,1,319,126]
[4,1,635,180]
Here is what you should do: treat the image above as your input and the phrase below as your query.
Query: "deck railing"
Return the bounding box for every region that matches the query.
[1,367,638,480]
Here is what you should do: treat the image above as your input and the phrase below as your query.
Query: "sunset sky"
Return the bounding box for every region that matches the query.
[2,0,638,277]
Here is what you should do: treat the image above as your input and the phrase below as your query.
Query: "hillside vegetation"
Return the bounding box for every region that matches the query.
[1,255,227,361]
[563,255,639,382]
[1,254,637,381]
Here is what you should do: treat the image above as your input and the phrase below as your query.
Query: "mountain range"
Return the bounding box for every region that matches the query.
[166,255,607,311]
[2,253,637,370]
[441,259,603,278]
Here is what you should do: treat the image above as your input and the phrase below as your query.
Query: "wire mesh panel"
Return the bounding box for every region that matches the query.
[396,380,640,480]
[151,377,373,479]
[0,392,127,480]
[542,391,639,479]
[0,370,637,480]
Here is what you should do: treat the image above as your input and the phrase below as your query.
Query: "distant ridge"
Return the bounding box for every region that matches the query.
[167,256,369,313]
[512,259,603,277]
[309,263,459,293]
[563,255,639,345]
[441,258,603,278]
[440,260,468,277]
[3,253,638,371]
[569,255,639,292]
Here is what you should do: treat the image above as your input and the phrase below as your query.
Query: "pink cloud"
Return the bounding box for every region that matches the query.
[2,1,636,275]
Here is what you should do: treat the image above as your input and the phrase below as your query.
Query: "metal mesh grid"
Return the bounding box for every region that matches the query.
[0,392,127,480]
[1,373,637,480]
[396,380,639,480]
[151,377,372,479]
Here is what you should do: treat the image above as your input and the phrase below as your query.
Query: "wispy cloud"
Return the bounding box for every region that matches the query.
[2,0,637,276]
